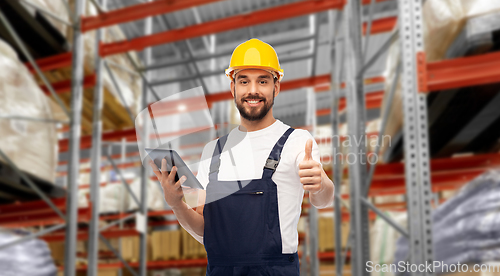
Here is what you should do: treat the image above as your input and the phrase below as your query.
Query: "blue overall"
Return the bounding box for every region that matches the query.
[203,127,299,276]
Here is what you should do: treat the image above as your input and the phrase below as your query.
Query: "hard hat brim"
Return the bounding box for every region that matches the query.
[226,66,284,82]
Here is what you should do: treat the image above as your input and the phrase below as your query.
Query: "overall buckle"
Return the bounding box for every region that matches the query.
[264,157,280,171]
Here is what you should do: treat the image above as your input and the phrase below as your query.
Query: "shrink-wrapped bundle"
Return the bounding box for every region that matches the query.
[379,0,500,161]
[128,177,166,211]
[0,39,57,183]
[21,0,142,127]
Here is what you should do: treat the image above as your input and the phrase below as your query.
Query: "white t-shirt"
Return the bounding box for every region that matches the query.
[196,119,321,253]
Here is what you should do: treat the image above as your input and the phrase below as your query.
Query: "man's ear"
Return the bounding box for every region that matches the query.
[230,81,235,98]
[274,80,280,97]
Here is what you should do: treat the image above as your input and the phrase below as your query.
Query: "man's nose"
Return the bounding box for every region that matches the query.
[249,81,258,93]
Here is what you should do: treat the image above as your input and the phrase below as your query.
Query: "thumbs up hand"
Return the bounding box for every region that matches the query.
[299,139,323,194]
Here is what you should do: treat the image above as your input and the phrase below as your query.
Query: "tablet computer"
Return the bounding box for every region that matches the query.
[145,148,204,190]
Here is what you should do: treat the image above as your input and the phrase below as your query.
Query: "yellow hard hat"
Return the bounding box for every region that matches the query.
[225,39,284,82]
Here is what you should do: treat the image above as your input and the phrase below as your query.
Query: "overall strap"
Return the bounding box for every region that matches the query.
[208,134,229,182]
[262,127,295,179]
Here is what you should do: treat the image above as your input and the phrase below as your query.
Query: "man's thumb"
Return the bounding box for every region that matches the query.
[304,139,313,161]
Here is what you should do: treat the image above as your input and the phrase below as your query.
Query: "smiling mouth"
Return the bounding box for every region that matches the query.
[244,99,263,106]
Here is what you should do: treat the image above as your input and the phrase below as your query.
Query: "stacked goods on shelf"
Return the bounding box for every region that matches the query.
[366,119,381,155]
[315,125,336,173]
[181,228,206,259]
[151,230,181,261]
[318,216,349,252]
[151,268,207,276]
[57,268,119,276]
[394,169,500,273]
[379,0,500,162]
[22,0,142,134]
[371,194,405,210]
[319,264,352,276]
[0,39,58,184]
[179,268,207,276]
[315,120,383,176]
[128,177,166,211]
[99,183,129,214]
[120,235,141,262]
[48,240,86,266]
[92,268,119,276]
[76,176,164,213]
[150,228,206,261]
[369,211,407,276]
[48,241,65,266]
[0,230,57,275]
[321,265,352,276]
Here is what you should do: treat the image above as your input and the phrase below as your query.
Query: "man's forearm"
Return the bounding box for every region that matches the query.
[310,170,334,209]
[171,201,204,236]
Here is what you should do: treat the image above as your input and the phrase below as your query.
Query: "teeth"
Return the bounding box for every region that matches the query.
[247,100,259,104]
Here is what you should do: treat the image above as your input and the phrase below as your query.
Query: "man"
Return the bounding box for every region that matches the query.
[150,39,334,275]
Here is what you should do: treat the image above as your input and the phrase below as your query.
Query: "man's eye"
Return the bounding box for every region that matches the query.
[259,80,267,84]
[240,81,248,84]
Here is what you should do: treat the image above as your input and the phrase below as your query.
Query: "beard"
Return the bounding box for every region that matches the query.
[235,88,275,121]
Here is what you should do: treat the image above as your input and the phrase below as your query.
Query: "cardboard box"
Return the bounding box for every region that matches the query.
[181,229,206,259]
[97,268,119,276]
[151,230,182,260]
[48,241,65,265]
[318,218,349,252]
[120,236,139,262]
[320,264,352,276]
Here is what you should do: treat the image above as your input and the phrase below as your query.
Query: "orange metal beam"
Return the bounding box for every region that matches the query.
[42,229,139,242]
[362,16,397,35]
[369,153,500,195]
[82,0,394,33]
[0,198,66,220]
[338,90,384,111]
[338,75,385,89]
[0,207,91,228]
[322,153,500,196]
[99,0,346,57]
[72,258,209,271]
[59,128,136,152]
[24,52,72,73]
[81,0,223,32]
[41,74,96,95]
[426,51,500,92]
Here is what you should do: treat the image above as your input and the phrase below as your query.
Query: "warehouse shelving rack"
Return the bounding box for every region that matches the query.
[328,1,500,276]
[1,0,499,275]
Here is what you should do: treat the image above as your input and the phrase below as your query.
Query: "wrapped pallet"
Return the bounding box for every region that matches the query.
[369,211,407,276]
[0,39,58,183]
[379,0,500,160]
[20,0,142,132]
[395,169,500,273]
[0,229,58,275]
[99,183,129,214]
[127,177,165,211]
